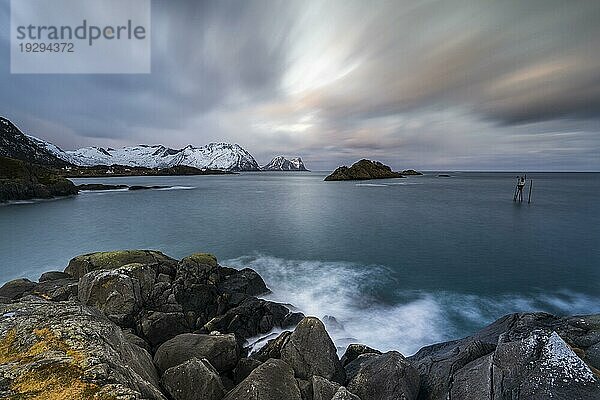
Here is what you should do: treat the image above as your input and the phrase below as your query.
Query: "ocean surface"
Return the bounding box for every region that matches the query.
[1,171,599,354]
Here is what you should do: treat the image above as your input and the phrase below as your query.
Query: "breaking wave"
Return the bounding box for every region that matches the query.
[224,254,600,355]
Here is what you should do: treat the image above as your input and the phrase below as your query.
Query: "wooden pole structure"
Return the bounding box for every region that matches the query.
[528,180,533,204]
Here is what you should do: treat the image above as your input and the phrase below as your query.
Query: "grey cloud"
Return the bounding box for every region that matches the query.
[0,0,599,170]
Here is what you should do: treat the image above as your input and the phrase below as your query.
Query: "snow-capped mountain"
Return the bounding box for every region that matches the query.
[66,143,260,171]
[261,156,308,171]
[0,116,70,166]
[0,116,261,171]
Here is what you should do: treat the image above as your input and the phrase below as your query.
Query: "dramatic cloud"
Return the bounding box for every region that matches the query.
[0,0,599,170]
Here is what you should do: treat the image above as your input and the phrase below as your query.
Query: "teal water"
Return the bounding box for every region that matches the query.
[1,172,599,353]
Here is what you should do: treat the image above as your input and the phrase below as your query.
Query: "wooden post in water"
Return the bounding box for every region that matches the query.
[528,180,533,204]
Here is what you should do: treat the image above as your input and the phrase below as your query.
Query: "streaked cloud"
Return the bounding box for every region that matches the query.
[0,0,598,170]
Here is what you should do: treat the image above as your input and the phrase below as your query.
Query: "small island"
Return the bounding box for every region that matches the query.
[324,159,417,181]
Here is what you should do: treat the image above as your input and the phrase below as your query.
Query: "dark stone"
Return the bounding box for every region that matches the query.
[312,375,340,400]
[251,331,292,362]
[30,278,78,301]
[128,185,170,191]
[222,358,302,400]
[281,317,345,384]
[204,296,303,342]
[347,351,419,400]
[0,278,36,300]
[340,344,381,367]
[38,271,71,282]
[154,332,239,374]
[218,268,270,296]
[233,357,263,384]
[297,378,313,400]
[162,358,225,400]
[139,311,189,347]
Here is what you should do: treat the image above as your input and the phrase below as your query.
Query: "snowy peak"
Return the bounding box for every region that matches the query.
[0,116,71,166]
[261,156,309,171]
[65,142,260,171]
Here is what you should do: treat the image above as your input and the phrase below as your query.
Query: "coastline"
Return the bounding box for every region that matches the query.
[1,250,599,399]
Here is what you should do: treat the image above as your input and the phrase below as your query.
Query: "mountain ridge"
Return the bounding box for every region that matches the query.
[1,116,304,172]
[261,155,309,171]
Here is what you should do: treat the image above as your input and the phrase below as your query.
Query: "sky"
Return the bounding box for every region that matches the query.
[0,0,599,171]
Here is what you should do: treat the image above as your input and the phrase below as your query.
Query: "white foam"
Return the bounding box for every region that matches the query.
[355,183,388,187]
[155,186,195,191]
[224,254,600,356]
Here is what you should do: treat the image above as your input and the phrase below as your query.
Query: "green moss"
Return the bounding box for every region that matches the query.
[187,253,218,267]
[83,250,160,269]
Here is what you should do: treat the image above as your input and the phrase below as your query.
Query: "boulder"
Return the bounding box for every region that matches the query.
[154,332,239,374]
[344,353,379,382]
[78,268,142,327]
[30,278,78,301]
[139,311,189,348]
[331,387,361,400]
[0,278,36,300]
[218,268,270,296]
[205,296,303,341]
[312,375,341,400]
[490,330,600,399]
[347,351,420,400]
[162,358,225,400]
[38,271,71,282]
[223,358,302,400]
[297,378,313,400]
[0,298,165,399]
[251,331,292,362]
[410,312,600,400]
[281,317,345,384]
[65,250,175,279]
[233,357,263,384]
[340,344,381,367]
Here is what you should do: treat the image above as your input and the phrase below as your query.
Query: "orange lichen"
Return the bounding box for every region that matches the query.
[0,327,112,399]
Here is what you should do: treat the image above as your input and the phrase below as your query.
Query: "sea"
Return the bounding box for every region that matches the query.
[1,171,599,355]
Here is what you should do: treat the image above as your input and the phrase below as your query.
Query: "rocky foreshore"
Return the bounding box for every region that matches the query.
[1,250,599,399]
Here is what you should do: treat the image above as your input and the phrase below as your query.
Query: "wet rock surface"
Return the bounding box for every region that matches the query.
[1,250,599,400]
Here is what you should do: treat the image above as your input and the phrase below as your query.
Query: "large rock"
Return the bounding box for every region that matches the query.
[281,317,345,384]
[205,296,303,341]
[347,351,419,400]
[139,310,189,348]
[251,331,292,362]
[218,267,270,296]
[410,312,600,400]
[38,271,71,282]
[233,357,263,384]
[324,159,404,181]
[340,344,381,367]
[162,357,225,400]
[65,250,175,279]
[312,375,341,400]
[223,358,302,400]
[154,332,239,374]
[30,277,78,301]
[0,278,36,300]
[78,266,150,327]
[0,298,165,399]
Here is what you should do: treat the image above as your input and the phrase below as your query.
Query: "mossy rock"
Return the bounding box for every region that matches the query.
[184,253,218,267]
[324,159,404,181]
[65,250,175,279]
